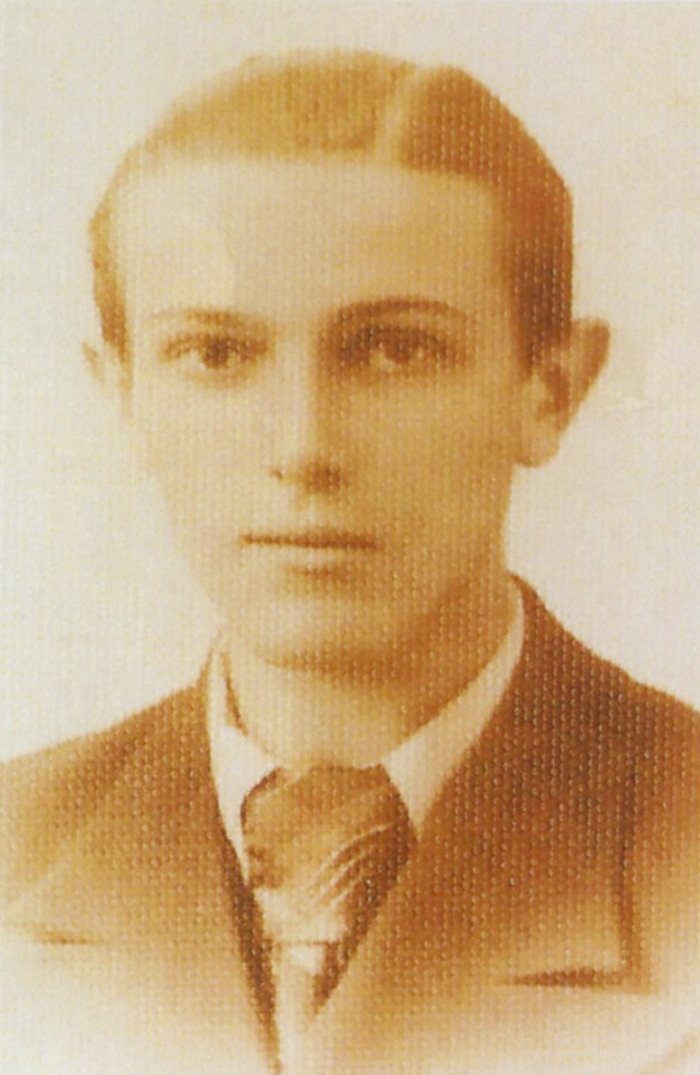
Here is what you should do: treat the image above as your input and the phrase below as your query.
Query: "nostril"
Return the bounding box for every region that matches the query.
[270,460,343,492]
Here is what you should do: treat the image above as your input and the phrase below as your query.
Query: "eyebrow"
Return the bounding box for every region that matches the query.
[336,298,469,322]
[147,297,470,328]
[148,308,263,330]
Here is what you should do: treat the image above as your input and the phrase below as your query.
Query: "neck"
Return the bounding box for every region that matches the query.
[224,573,515,768]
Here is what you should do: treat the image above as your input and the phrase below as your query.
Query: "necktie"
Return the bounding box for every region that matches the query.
[241,764,416,1063]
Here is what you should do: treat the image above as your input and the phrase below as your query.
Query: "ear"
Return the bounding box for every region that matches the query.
[83,340,132,417]
[517,318,609,467]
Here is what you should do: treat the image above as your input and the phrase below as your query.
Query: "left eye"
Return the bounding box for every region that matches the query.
[340,326,450,372]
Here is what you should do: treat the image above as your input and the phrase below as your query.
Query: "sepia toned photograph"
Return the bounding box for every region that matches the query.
[2,3,699,1073]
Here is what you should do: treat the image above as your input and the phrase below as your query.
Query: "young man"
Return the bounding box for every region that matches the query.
[2,51,699,1074]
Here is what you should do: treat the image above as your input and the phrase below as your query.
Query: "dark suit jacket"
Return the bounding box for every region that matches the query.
[2,585,699,1074]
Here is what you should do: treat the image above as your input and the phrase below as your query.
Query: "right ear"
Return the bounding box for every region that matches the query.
[83,341,132,416]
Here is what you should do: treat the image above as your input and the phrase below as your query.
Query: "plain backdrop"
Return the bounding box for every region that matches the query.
[2,0,699,758]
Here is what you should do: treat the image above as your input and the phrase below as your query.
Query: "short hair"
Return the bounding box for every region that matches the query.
[90,49,572,367]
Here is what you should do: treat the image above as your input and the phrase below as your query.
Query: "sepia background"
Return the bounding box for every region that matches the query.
[2,0,699,759]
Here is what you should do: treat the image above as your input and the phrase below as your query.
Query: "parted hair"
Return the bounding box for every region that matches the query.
[90,49,572,367]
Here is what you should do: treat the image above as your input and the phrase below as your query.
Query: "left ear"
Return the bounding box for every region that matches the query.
[517,318,609,467]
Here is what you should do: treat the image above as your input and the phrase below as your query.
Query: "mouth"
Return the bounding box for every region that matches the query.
[241,528,378,551]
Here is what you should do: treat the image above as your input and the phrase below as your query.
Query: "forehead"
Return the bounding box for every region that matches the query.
[113,158,508,324]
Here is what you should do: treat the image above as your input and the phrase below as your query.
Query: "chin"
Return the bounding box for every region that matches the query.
[231,594,406,672]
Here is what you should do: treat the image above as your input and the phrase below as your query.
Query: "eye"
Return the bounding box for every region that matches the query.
[339,324,453,373]
[162,333,267,375]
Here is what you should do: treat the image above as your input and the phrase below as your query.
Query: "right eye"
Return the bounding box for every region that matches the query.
[162,334,266,375]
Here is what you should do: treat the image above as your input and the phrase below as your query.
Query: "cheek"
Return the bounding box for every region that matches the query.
[131,387,250,530]
[374,386,519,514]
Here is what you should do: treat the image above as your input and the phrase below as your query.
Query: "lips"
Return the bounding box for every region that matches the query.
[241,527,378,550]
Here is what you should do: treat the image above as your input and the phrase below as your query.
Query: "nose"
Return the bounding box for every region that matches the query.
[267,333,344,494]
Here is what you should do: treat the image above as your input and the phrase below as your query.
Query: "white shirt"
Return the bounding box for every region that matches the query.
[208,585,524,878]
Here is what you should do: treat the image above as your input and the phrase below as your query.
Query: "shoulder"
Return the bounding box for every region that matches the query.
[521,585,700,910]
[0,682,204,904]
[518,578,699,757]
[516,584,700,983]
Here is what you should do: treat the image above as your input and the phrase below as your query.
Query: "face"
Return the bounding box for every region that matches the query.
[112,158,532,670]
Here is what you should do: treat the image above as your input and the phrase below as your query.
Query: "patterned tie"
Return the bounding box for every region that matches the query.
[241,764,416,1063]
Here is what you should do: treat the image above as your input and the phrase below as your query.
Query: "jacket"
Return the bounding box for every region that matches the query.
[2,585,699,1074]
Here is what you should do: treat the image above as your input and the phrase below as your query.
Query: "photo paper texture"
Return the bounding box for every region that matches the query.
[2,4,699,1072]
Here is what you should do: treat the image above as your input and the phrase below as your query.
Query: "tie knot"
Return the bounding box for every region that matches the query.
[242,764,415,946]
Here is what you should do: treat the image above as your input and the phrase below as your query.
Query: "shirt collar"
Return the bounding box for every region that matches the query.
[384,585,523,828]
[208,583,524,875]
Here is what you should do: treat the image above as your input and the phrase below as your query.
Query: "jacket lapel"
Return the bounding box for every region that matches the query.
[7,680,277,1073]
[299,588,630,1070]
